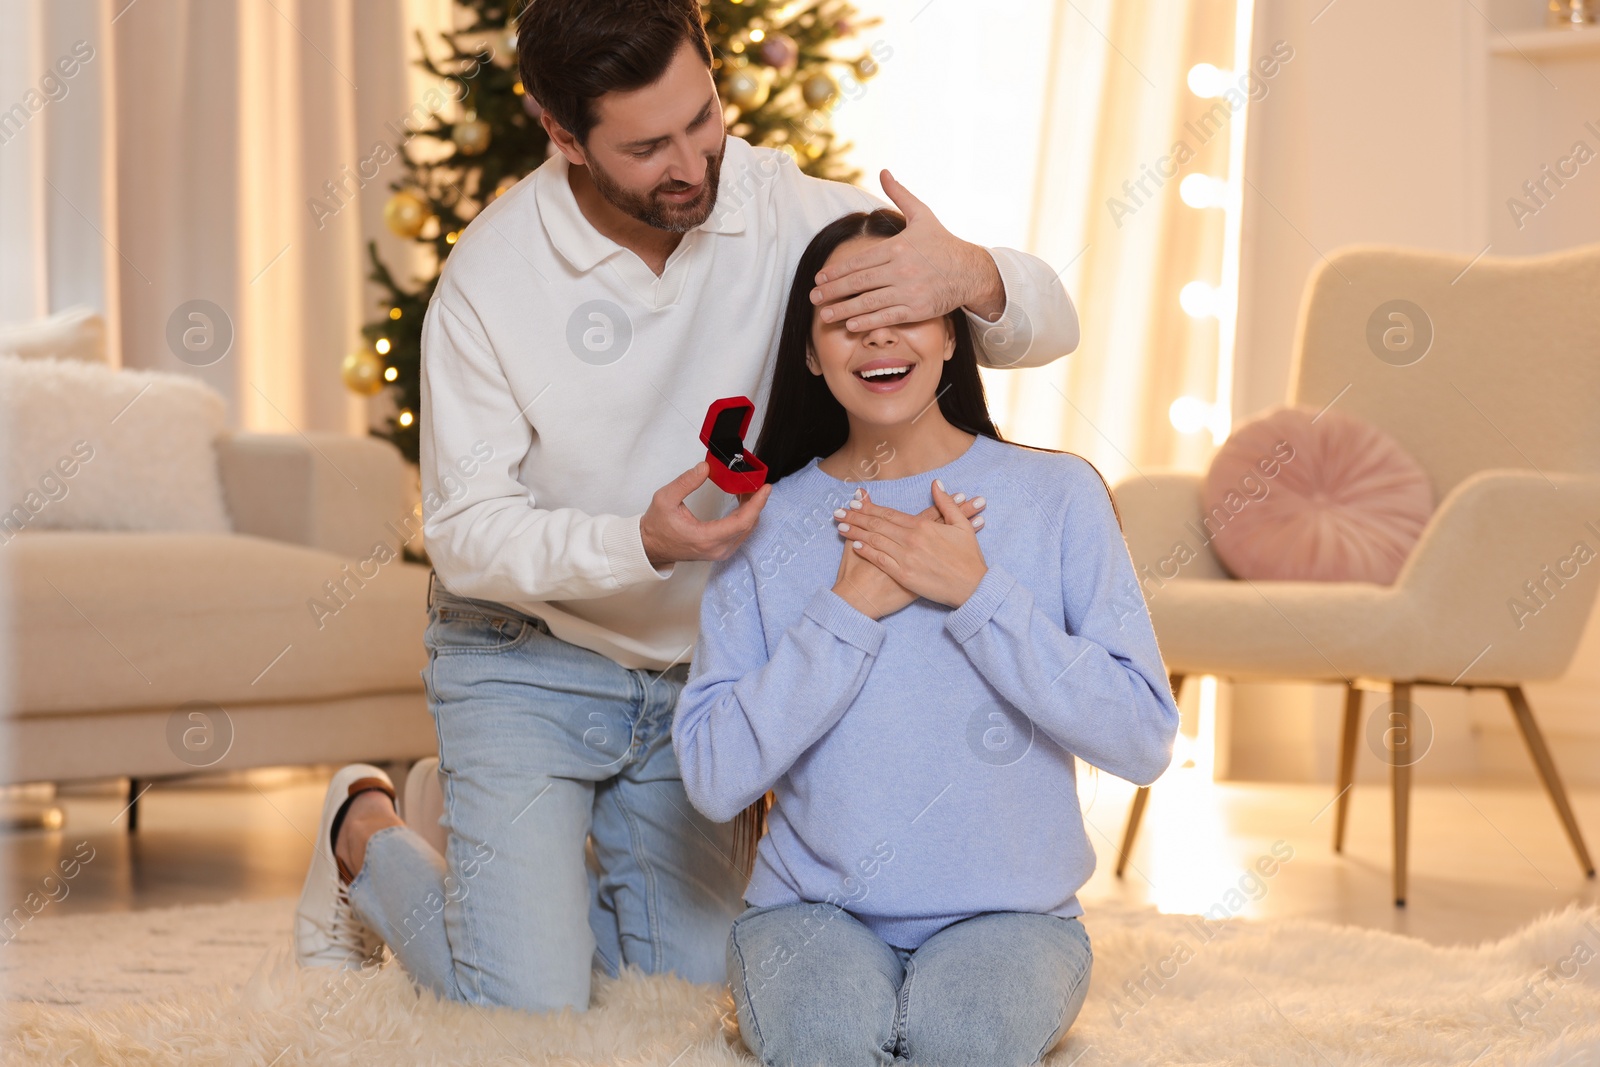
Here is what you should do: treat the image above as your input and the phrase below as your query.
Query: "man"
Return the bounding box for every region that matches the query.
[294,0,1080,1014]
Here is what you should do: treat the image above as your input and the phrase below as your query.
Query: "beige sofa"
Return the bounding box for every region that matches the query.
[3,431,436,787]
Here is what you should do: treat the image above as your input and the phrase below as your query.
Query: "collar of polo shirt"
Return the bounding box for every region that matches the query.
[535,133,752,274]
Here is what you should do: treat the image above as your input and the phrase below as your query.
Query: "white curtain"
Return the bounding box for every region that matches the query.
[833,0,1244,483]
[1,0,121,352]
[4,0,454,433]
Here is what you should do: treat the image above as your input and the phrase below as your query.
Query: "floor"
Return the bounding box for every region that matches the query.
[6,765,1599,948]
[1080,767,1600,946]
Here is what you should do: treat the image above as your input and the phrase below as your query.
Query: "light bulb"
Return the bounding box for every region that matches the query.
[375,338,391,355]
[1180,281,1220,319]
[1187,63,1231,98]
[398,410,414,427]
[1169,396,1213,435]
[1180,174,1228,209]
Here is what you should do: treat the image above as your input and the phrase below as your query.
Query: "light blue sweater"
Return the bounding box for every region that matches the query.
[672,433,1180,950]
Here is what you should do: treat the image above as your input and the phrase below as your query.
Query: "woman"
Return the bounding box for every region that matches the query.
[672,209,1179,1067]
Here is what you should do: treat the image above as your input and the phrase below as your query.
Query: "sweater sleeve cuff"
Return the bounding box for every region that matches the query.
[945,566,1017,644]
[803,587,887,654]
[966,249,1032,368]
[604,513,675,585]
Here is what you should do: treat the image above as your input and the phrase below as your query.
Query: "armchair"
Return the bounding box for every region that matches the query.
[1114,243,1600,905]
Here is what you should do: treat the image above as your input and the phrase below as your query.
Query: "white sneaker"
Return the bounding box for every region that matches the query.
[401,757,448,857]
[293,763,393,970]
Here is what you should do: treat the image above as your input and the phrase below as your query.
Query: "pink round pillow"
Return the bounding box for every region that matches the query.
[1202,406,1433,584]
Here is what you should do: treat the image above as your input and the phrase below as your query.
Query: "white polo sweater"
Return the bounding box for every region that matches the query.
[418,133,1081,671]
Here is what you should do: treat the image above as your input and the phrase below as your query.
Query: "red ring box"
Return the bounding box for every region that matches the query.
[699,396,768,494]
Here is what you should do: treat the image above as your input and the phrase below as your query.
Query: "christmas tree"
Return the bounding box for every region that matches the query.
[345,0,883,465]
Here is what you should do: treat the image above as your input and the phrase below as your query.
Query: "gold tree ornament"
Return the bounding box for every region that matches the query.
[854,53,879,79]
[341,349,387,396]
[383,189,431,238]
[726,64,774,111]
[454,112,492,155]
[801,71,837,109]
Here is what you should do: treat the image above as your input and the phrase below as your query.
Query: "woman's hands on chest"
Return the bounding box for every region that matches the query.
[831,481,989,617]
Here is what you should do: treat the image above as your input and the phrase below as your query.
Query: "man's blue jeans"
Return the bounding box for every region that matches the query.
[348,583,745,1012]
[728,902,1093,1067]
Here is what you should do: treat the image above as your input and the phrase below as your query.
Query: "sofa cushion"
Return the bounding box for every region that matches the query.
[1203,405,1434,585]
[5,531,428,717]
[0,356,231,539]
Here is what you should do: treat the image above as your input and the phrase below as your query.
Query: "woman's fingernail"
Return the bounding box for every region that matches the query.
[853,487,864,498]
[834,508,847,518]
[934,478,945,491]
[973,516,985,529]
[838,522,850,532]
[848,499,862,509]
[852,540,863,549]
[972,496,986,508]
[952,492,966,503]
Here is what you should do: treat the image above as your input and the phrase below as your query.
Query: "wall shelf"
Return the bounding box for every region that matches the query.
[1489,27,1600,58]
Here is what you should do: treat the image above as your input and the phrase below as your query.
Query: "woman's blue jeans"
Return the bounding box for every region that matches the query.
[347,584,745,1013]
[728,901,1093,1067]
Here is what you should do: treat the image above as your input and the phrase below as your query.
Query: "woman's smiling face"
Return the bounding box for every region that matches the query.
[805,235,957,427]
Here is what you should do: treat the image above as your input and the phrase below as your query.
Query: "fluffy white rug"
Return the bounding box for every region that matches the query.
[5,897,1600,1066]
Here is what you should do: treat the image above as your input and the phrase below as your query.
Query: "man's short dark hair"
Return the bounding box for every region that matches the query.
[518,0,713,146]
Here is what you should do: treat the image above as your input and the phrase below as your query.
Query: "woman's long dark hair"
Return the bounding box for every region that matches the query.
[730,209,1123,879]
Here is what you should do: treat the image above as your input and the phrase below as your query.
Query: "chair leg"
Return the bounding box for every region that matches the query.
[1504,686,1595,878]
[1333,682,1361,854]
[1390,682,1412,906]
[1115,673,1185,879]
[1115,787,1150,878]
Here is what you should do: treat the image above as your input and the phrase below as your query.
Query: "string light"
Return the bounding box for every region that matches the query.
[1180,174,1228,209]
[446,231,459,244]
[375,338,392,355]
[1169,396,1221,436]
[1179,281,1220,319]
[383,367,398,382]
[389,307,402,320]
[1186,63,1232,98]
[398,410,414,427]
